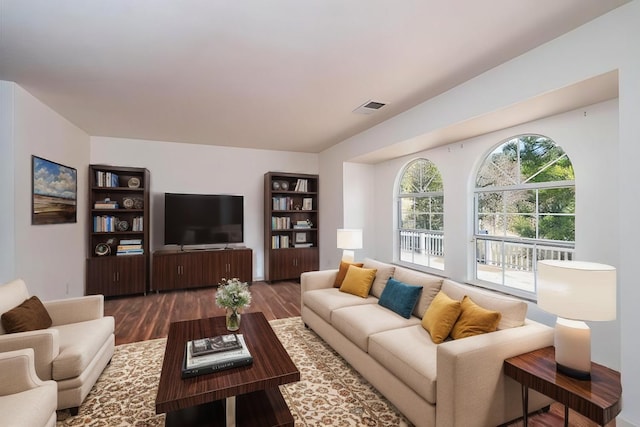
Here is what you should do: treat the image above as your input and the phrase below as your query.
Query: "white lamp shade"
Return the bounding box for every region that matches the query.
[537,260,616,321]
[336,229,363,250]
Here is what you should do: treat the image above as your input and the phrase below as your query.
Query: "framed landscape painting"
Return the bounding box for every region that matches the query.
[32,155,77,225]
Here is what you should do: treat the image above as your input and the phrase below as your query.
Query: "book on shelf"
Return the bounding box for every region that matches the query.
[95,171,119,188]
[294,179,308,192]
[117,244,142,251]
[271,216,291,230]
[182,334,253,378]
[294,243,313,248]
[190,334,242,357]
[271,235,290,249]
[94,203,119,209]
[116,249,144,256]
[119,238,142,245]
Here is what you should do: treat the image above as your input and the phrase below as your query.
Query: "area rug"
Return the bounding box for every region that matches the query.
[56,316,411,426]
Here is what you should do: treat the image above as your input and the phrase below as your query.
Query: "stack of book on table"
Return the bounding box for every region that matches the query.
[182,334,253,378]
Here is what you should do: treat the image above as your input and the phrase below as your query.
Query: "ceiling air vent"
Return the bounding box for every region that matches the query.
[353,100,388,115]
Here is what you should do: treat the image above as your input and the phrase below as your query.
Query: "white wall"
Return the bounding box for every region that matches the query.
[319,3,639,424]
[4,82,90,299]
[90,137,318,280]
[0,82,16,283]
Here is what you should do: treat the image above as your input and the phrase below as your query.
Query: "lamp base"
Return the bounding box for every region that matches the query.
[341,250,355,263]
[554,317,592,380]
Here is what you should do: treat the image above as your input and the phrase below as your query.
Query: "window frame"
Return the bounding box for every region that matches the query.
[472,134,575,299]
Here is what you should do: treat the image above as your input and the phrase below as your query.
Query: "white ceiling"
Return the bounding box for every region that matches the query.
[0,0,628,154]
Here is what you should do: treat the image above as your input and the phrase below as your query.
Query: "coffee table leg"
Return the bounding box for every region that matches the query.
[226,396,236,427]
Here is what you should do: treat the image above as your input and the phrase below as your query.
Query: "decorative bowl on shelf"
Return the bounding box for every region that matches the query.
[281,181,289,190]
[272,181,281,190]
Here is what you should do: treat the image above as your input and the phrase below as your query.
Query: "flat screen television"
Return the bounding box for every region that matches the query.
[164,193,244,247]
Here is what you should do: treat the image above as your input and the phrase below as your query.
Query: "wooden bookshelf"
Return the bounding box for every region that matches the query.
[264,172,319,282]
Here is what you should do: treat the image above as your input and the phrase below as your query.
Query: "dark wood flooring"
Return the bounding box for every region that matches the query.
[104,280,301,346]
[103,280,609,427]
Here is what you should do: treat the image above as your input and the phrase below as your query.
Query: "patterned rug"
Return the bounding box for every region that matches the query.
[56,317,411,426]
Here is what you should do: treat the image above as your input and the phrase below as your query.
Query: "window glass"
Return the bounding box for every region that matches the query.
[398,159,444,270]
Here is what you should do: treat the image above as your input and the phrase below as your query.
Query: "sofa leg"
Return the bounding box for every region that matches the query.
[69,407,79,416]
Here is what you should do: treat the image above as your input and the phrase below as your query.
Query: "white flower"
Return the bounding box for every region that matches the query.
[215,278,252,309]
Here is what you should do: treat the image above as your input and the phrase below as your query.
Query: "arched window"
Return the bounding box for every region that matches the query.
[474,134,575,297]
[397,159,444,270]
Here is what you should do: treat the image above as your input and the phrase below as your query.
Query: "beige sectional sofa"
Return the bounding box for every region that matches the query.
[301,258,555,427]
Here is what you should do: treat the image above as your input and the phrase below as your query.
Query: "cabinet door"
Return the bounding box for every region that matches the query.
[294,248,319,277]
[116,256,146,295]
[152,253,180,291]
[177,252,204,288]
[268,250,295,281]
[87,256,146,296]
[153,252,204,290]
[227,249,252,283]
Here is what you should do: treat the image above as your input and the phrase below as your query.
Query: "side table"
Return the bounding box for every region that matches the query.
[504,346,621,426]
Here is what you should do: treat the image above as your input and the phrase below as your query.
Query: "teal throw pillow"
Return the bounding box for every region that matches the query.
[378,278,423,319]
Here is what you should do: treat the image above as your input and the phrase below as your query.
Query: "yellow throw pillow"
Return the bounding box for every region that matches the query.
[450,295,502,340]
[339,266,377,298]
[421,291,462,344]
[334,261,365,287]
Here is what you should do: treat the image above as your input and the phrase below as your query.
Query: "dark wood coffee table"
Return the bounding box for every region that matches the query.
[155,312,300,427]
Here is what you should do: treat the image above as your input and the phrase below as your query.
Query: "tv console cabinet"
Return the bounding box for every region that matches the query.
[152,248,252,291]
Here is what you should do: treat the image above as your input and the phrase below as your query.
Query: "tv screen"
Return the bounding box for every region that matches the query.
[164,193,244,246]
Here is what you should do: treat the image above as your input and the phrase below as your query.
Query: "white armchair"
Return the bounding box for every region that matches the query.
[0,279,115,414]
[0,348,57,427]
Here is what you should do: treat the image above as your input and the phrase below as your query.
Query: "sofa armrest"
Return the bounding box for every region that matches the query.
[0,348,51,395]
[44,294,104,326]
[300,269,339,307]
[0,329,60,380]
[435,320,554,427]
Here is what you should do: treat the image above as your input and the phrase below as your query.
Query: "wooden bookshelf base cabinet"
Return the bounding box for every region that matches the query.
[152,249,253,291]
[86,256,146,297]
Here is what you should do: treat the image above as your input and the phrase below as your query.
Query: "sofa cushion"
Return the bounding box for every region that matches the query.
[339,266,377,298]
[331,304,421,351]
[441,279,527,329]
[52,317,115,380]
[421,290,462,344]
[333,261,364,287]
[0,279,31,335]
[378,278,423,319]
[392,267,444,318]
[304,288,378,323]
[0,383,57,427]
[451,296,501,339]
[368,325,438,404]
[1,296,53,334]
[363,258,396,298]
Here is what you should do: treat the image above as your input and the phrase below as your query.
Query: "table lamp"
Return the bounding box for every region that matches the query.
[537,260,616,380]
[336,229,363,263]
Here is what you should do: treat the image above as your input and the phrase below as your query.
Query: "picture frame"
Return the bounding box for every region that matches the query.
[302,197,313,210]
[32,155,77,225]
[295,232,307,243]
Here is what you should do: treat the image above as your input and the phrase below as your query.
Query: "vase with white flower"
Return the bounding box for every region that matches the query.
[215,278,252,331]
